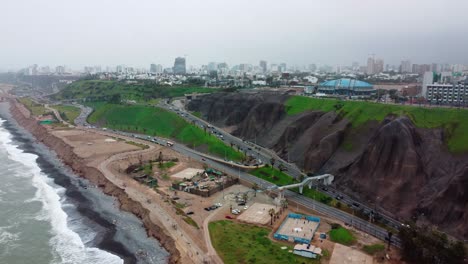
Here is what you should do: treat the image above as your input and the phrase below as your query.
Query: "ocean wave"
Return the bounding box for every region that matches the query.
[0,120,123,264]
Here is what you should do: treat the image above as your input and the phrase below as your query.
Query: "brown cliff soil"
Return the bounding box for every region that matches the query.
[8,100,181,264]
[188,93,468,240]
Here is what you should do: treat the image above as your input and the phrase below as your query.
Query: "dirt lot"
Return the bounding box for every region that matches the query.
[51,129,139,166]
[329,243,374,264]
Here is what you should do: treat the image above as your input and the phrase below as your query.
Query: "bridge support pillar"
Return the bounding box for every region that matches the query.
[299,186,303,194]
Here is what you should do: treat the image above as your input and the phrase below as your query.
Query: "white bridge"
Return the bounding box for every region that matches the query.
[272,174,334,202]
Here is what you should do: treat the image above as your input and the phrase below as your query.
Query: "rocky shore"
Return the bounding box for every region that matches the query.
[8,99,181,264]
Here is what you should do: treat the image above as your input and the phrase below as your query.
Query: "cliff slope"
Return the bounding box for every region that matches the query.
[188,92,468,240]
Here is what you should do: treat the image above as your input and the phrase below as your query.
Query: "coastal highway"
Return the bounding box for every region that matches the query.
[73,103,401,248]
[159,101,403,231]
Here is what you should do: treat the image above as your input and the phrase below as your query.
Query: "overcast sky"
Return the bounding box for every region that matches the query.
[1,0,468,70]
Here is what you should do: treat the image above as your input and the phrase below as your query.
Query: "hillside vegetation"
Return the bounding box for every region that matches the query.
[18,97,48,116]
[53,80,215,102]
[87,102,244,161]
[53,104,80,122]
[285,96,468,153]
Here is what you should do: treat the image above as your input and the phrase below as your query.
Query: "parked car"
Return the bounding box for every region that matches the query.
[225,215,234,219]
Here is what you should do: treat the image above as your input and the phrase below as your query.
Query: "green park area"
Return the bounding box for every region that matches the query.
[53,104,80,122]
[86,102,244,161]
[209,220,319,264]
[285,96,468,153]
[53,80,215,102]
[250,166,296,186]
[18,97,48,116]
[329,225,356,246]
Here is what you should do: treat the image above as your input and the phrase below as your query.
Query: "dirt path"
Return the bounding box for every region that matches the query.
[203,207,224,264]
[45,104,72,127]
[98,146,206,263]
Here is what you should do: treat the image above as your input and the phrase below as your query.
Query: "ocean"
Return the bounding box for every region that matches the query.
[0,105,169,264]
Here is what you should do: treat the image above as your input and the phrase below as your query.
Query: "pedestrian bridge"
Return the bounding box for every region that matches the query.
[278,174,334,194]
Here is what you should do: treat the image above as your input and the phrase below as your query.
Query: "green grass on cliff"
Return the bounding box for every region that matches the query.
[53,80,214,102]
[285,96,468,153]
[53,104,80,122]
[18,97,48,116]
[86,102,244,161]
[250,166,295,186]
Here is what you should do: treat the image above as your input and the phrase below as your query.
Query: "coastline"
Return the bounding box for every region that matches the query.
[5,99,182,264]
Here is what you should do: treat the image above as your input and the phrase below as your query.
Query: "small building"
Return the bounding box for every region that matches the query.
[293,244,322,259]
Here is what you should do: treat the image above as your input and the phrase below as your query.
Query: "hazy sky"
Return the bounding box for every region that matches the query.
[1,0,468,70]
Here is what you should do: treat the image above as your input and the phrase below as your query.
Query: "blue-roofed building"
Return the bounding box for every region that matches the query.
[318,78,375,97]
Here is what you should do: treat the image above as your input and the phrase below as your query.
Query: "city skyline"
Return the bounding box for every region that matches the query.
[2,0,468,71]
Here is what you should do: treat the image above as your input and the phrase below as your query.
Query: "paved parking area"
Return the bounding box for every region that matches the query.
[236,202,277,225]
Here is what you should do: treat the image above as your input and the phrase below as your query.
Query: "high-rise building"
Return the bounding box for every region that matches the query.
[375,59,384,74]
[259,60,267,73]
[422,72,434,97]
[431,63,439,73]
[55,65,65,74]
[208,62,217,72]
[155,64,163,74]
[412,64,431,75]
[116,65,124,73]
[173,57,186,75]
[366,57,375,75]
[400,60,412,73]
[308,64,317,72]
[150,64,157,73]
[279,63,287,72]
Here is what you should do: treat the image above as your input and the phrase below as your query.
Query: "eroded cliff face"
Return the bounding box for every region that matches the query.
[8,101,181,264]
[188,93,468,240]
[340,116,468,239]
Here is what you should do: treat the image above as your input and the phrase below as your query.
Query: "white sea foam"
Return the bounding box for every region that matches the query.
[0,119,123,264]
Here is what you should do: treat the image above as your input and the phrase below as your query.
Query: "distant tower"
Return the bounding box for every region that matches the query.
[259,60,267,73]
[173,57,186,75]
[366,54,375,75]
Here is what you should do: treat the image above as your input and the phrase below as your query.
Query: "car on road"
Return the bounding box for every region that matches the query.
[204,207,211,211]
[336,195,343,200]
[201,158,206,161]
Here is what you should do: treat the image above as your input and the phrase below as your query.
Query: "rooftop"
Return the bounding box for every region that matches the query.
[320,78,373,89]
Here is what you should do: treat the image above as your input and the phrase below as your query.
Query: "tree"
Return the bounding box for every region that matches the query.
[333,101,344,111]
[242,192,248,203]
[399,222,466,264]
[269,208,275,225]
[252,183,259,197]
[270,158,276,167]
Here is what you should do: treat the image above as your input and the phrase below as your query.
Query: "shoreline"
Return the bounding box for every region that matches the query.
[5,99,182,264]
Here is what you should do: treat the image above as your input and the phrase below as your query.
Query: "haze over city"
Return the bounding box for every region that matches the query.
[2,0,468,70]
[1,1,468,264]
